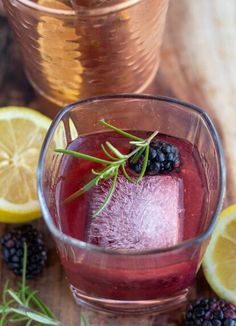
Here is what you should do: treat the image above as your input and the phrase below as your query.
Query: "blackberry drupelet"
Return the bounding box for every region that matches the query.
[185,298,236,326]
[129,140,181,175]
[1,224,47,279]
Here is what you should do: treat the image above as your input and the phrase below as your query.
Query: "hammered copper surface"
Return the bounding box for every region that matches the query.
[3,0,169,105]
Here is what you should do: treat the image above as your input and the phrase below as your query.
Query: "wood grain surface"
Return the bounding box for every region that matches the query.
[0,0,236,325]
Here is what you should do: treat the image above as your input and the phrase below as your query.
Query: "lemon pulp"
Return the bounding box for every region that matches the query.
[0,107,51,223]
[203,204,236,305]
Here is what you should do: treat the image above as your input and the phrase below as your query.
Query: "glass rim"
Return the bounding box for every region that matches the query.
[12,0,142,17]
[37,93,226,256]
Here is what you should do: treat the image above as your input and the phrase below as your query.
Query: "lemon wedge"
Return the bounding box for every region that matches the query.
[0,107,51,223]
[203,204,236,305]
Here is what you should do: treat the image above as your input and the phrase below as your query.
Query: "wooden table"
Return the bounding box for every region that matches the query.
[1,0,236,324]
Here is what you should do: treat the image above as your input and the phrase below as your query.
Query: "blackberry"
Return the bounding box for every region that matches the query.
[1,224,47,279]
[185,298,236,325]
[129,140,181,175]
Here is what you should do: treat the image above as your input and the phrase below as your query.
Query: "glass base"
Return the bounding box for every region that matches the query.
[26,59,160,107]
[70,285,189,315]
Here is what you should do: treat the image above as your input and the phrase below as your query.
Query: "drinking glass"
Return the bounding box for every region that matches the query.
[3,0,169,106]
[37,94,225,314]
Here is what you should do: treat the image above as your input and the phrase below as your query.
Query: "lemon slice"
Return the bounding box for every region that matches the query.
[203,204,236,305]
[0,107,51,223]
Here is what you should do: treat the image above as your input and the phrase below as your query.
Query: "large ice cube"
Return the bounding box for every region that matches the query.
[87,175,184,250]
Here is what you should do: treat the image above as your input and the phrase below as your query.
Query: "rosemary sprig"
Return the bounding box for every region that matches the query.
[56,119,158,217]
[0,243,60,325]
[0,243,88,326]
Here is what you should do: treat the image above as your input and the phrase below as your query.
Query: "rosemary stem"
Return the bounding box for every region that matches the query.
[127,130,158,159]
[126,145,144,159]
[21,243,27,303]
[146,130,159,143]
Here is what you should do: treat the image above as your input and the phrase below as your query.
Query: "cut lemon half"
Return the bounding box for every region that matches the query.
[0,107,51,223]
[203,204,236,305]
